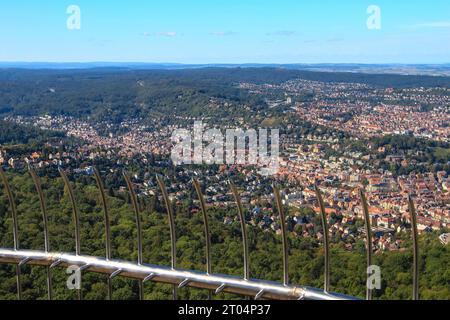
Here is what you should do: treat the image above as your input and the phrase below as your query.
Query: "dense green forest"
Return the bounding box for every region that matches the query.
[0,119,65,145]
[0,168,448,300]
[346,134,450,175]
[0,68,449,123]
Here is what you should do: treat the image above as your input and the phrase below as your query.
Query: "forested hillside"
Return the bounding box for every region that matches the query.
[0,168,448,300]
[0,68,449,123]
[0,119,65,145]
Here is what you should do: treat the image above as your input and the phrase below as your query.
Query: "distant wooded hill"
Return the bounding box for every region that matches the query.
[0,68,448,121]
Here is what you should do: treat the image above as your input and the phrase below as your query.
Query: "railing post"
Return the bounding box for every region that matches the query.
[192,179,213,300]
[92,167,113,300]
[58,167,82,300]
[123,172,144,300]
[315,184,330,293]
[0,167,22,300]
[272,185,289,286]
[156,174,177,300]
[359,189,373,300]
[228,182,250,281]
[408,195,419,301]
[29,166,53,300]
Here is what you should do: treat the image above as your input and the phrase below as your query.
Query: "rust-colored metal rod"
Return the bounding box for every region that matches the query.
[408,196,419,301]
[360,189,373,300]
[58,167,82,300]
[156,174,177,300]
[192,179,212,300]
[92,167,113,300]
[28,166,53,300]
[315,185,330,293]
[0,167,22,300]
[123,172,144,300]
[228,181,250,281]
[272,185,289,286]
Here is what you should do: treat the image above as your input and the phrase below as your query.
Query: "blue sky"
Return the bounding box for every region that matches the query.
[0,0,449,63]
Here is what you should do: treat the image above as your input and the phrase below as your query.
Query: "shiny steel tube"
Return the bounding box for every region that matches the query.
[359,189,373,300]
[272,185,289,286]
[0,249,358,300]
[315,185,330,293]
[58,168,82,300]
[228,182,250,281]
[123,172,144,300]
[408,196,419,300]
[156,174,177,300]
[93,167,113,300]
[59,168,81,256]
[192,179,212,300]
[0,167,22,300]
[29,166,53,300]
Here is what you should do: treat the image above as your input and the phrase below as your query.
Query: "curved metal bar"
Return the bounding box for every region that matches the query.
[28,166,53,300]
[156,174,177,300]
[123,172,144,300]
[192,179,212,300]
[359,189,373,300]
[19,257,32,267]
[143,273,156,282]
[255,289,265,300]
[92,167,113,300]
[50,259,63,268]
[58,168,81,256]
[215,283,226,294]
[0,167,22,300]
[228,181,250,281]
[179,278,191,288]
[408,195,419,301]
[0,249,359,300]
[315,184,330,293]
[58,167,82,300]
[110,269,123,279]
[272,185,289,286]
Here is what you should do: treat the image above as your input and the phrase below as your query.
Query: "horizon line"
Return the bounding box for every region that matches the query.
[1,61,450,66]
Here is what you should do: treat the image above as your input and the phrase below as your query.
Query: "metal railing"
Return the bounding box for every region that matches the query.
[0,166,420,300]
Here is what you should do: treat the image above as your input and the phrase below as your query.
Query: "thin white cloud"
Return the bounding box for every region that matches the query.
[141,31,177,37]
[157,31,177,37]
[267,30,297,36]
[327,38,344,43]
[413,21,450,28]
[211,31,238,37]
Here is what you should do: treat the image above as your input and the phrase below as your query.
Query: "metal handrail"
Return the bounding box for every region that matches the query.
[0,248,356,300]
